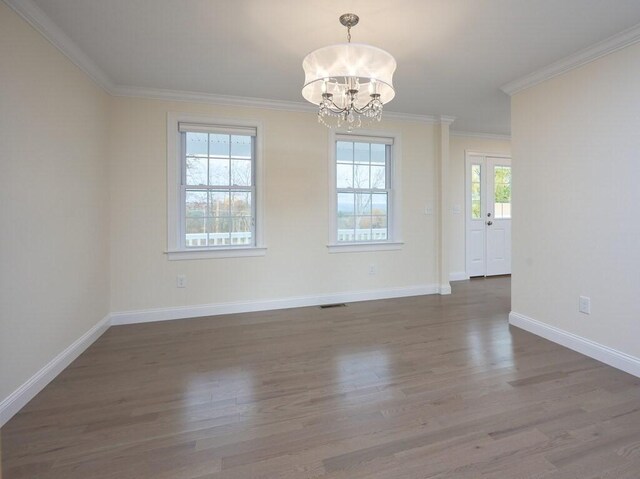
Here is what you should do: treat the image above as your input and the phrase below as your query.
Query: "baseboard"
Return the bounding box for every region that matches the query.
[0,314,111,427]
[449,271,469,282]
[509,311,640,379]
[110,284,441,326]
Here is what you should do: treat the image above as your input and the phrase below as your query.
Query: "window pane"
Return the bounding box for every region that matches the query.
[232,217,252,245]
[185,216,207,247]
[371,193,387,215]
[186,217,205,234]
[337,141,353,163]
[337,192,355,215]
[472,164,481,183]
[337,215,355,229]
[371,215,387,240]
[472,200,481,219]
[186,132,208,156]
[355,216,372,241]
[186,190,208,217]
[354,164,370,189]
[208,216,231,233]
[209,191,230,217]
[355,193,372,215]
[209,158,230,186]
[354,142,370,164]
[371,143,386,164]
[370,165,386,189]
[186,157,207,186]
[371,215,387,229]
[336,163,353,188]
[209,134,229,157]
[231,159,252,186]
[231,192,252,216]
[471,182,481,200]
[494,166,512,219]
[230,135,252,159]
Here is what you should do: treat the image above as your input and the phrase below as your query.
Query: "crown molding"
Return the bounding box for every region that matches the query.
[451,130,511,141]
[384,110,440,123]
[438,115,457,125]
[3,0,454,125]
[113,85,445,123]
[3,0,115,92]
[112,85,316,113]
[501,22,640,96]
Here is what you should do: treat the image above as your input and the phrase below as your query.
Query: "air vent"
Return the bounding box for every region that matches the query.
[319,303,347,309]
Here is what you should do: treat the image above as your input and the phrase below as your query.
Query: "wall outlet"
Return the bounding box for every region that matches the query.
[177,274,187,288]
[368,264,377,275]
[579,296,590,314]
[425,205,434,215]
[452,204,462,214]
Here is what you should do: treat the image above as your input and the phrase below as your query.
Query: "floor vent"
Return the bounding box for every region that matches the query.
[319,303,347,309]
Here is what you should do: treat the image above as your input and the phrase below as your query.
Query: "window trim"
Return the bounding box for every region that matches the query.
[166,113,266,260]
[327,129,403,253]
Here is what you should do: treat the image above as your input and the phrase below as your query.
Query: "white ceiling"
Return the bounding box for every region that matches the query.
[28,0,640,134]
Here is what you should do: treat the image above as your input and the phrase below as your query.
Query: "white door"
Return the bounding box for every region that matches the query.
[466,154,512,277]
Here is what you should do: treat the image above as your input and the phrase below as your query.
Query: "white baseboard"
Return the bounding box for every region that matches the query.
[509,311,640,379]
[1,285,443,426]
[439,284,452,295]
[0,314,111,427]
[449,271,469,282]
[111,284,441,326]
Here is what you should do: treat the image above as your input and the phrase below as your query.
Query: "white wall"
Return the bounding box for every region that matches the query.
[0,3,110,402]
[511,41,640,360]
[109,97,441,314]
[448,135,511,278]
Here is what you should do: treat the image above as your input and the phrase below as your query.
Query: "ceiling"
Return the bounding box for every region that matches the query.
[28,0,640,134]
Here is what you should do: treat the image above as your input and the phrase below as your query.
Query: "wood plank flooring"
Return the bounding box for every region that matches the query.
[2,277,640,478]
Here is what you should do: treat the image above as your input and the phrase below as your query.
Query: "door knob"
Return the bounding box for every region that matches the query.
[487,221,493,226]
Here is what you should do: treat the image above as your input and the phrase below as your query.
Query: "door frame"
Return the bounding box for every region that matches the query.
[464,151,512,278]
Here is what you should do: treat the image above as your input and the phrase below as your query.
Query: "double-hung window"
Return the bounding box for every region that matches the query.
[330,133,402,252]
[167,115,264,260]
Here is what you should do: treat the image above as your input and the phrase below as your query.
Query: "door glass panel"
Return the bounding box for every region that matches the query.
[471,164,481,219]
[494,166,511,219]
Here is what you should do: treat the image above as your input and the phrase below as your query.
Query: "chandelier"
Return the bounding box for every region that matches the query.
[302,13,397,129]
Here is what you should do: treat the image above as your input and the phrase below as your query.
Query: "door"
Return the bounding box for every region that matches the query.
[466,153,512,277]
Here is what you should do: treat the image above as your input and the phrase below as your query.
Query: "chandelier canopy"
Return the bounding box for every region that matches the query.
[302,13,397,129]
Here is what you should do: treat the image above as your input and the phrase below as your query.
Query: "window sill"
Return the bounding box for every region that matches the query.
[327,241,404,254]
[166,247,267,260]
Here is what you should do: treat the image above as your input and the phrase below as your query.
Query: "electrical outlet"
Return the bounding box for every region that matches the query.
[368,264,377,275]
[425,205,434,215]
[579,296,590,314]
[177,274,187,288]
[452,204,462,214]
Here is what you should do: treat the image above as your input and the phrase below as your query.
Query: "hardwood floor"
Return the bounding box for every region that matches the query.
[2,277,640,478]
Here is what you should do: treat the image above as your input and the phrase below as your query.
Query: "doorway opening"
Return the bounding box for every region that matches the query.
[465,152,512,278]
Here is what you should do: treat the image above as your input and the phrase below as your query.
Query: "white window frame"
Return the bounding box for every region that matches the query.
[166,113,266,260]
[327,129,403,253]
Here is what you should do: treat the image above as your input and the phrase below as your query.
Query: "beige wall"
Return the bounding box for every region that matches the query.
[448,135,511,277]
[109,97,440,313]
[0,3,110,401]
[512,41,640,358]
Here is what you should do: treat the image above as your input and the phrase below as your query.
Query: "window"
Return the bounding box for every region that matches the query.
[329,132,403,252]
[493,166,512,219]
[167,115,265,260]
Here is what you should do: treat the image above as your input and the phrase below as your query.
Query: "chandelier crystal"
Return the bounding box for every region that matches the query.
[302,13,397,129]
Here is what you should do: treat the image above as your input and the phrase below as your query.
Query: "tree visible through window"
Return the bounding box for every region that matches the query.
[182,129,255,248]
[335,138,392,243]
[494,166,511,219]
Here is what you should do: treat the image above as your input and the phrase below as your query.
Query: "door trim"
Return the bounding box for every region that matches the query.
[464,151,512,278]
